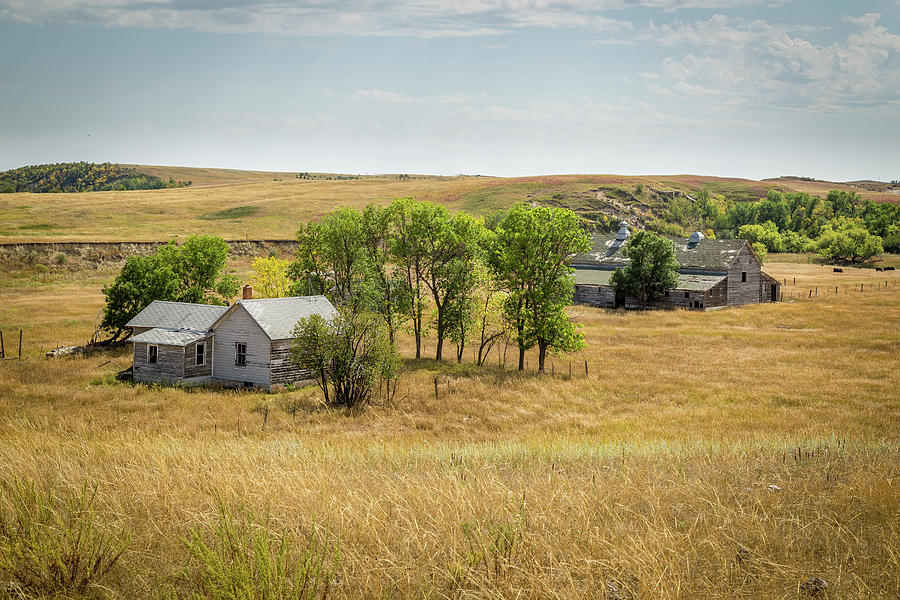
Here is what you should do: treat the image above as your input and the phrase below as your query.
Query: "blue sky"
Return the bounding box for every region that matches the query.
[1,1,898,180]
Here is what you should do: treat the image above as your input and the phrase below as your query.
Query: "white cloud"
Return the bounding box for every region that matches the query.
[354,89,416,103]
[0,0,775,37]
[639,13,900,113]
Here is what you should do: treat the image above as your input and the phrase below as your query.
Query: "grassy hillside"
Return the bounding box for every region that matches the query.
[0,257,898,597]
[2,166,896,244]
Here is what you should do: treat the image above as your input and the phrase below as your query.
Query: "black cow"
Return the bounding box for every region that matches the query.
[833,268,843,273]
[886,266,896,271]
[876,267,884,272]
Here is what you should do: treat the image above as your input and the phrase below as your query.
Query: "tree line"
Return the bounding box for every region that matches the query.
[663,188,898,263]
[0,162,191,193]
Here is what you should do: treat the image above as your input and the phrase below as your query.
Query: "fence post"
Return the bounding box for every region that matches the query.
[835,286,838,295]
[861,283,864,292]
[808,289,812,298]
[18,330,22,359]
[0,330,4,359]
[584,360,589,377]
[793,277,796,285]
[815,287,818,296]
[434,377,438,400]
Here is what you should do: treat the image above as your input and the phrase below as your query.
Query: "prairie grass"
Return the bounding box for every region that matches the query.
[0,258,898,598]
[3,168,895,244]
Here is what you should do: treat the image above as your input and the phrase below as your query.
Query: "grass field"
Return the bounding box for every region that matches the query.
[2,167,896,244]
[1,254,898,598]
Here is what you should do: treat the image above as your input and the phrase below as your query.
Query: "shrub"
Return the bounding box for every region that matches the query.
[184,503,337,600]
[55,252,67,265]
[0,480,128,596]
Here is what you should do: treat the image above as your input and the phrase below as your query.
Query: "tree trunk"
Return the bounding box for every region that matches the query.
[435,309,444,361]
[518,344,525,371]
[538,341,547,372]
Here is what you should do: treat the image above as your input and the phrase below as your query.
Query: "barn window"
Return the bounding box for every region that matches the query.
[741,271,747,282]
[664,290,669,297]
[148,345,158,365]
[684,291,689,299]
[235,342,247,366]
[693,300,700,309]
[196,343,205,366]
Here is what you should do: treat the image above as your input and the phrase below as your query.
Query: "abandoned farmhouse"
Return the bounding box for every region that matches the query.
[127,290,337,388]
[573,221,780,310]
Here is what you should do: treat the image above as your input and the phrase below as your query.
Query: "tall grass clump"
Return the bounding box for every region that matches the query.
[184,503,337,600]
[0,480,128,596]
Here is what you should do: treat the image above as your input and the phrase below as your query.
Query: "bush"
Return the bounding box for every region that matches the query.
[0,480,128,596]
[184,503,337,600]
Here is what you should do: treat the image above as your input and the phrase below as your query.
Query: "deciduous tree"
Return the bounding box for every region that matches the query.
[610,230,679,309]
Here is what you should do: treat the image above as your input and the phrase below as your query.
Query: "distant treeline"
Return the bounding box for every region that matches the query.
[0,162,191,193]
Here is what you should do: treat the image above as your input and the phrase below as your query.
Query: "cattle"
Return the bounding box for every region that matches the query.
[833,268,843,273]
[876,267,884,272]
[886,266,896,271]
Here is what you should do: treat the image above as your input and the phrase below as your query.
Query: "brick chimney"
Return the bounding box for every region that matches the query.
[242,284,253,300]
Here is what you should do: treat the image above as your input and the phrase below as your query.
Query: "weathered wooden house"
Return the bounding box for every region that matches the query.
[572,221,780,310]
[127,293,337,388]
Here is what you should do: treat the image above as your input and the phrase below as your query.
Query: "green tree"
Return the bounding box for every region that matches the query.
[738,221,785,253]
[290,208,366,305]
[490,204,591,372]
[291,310,399,409]
[100,235,238,340]
[813,217,884,264]
[609,230,680,309]
[358,204,410,346]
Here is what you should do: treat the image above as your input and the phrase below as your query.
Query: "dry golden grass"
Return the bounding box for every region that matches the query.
[3,167,895,244]
[0,257,898,598]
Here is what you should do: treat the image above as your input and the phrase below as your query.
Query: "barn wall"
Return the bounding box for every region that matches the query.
[574,284,615,308]
[269,339,314,385]
[183,338,213,379]
[759,272,780,303]
[133,342,183,383]
[727,245,761,306]
[211,306,271,387]
[706,279,729,308]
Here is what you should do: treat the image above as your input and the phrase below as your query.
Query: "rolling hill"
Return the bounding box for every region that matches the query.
[0,165,897,244]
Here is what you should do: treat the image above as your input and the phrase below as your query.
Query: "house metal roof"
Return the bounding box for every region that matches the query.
[572,234,748,272]
[126,300,229,331]
[129,328,210,347]
[574,268,726,292]
[216,296,339,340]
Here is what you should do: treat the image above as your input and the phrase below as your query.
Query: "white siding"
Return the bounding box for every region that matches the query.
[212,305,271,386]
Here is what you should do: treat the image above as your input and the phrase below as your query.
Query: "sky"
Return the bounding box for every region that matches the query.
[1,1,898,181]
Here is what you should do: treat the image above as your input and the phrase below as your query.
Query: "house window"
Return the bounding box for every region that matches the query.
[684,291,689,299]
[664,290,669,297]
[741,271,747,282]
[235,342,247,366]
[196,343,205,366]
[693,300,700,309]
[148,345,158,365]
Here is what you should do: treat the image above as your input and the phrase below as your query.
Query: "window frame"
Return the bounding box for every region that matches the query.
[741,271,747,282]
[196,342,205,366]
[148,344,158,365]
[235,342,247,367]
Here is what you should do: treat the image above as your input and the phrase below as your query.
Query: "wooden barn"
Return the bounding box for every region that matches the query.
[572,221,780,310]
[127,293,337,389]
